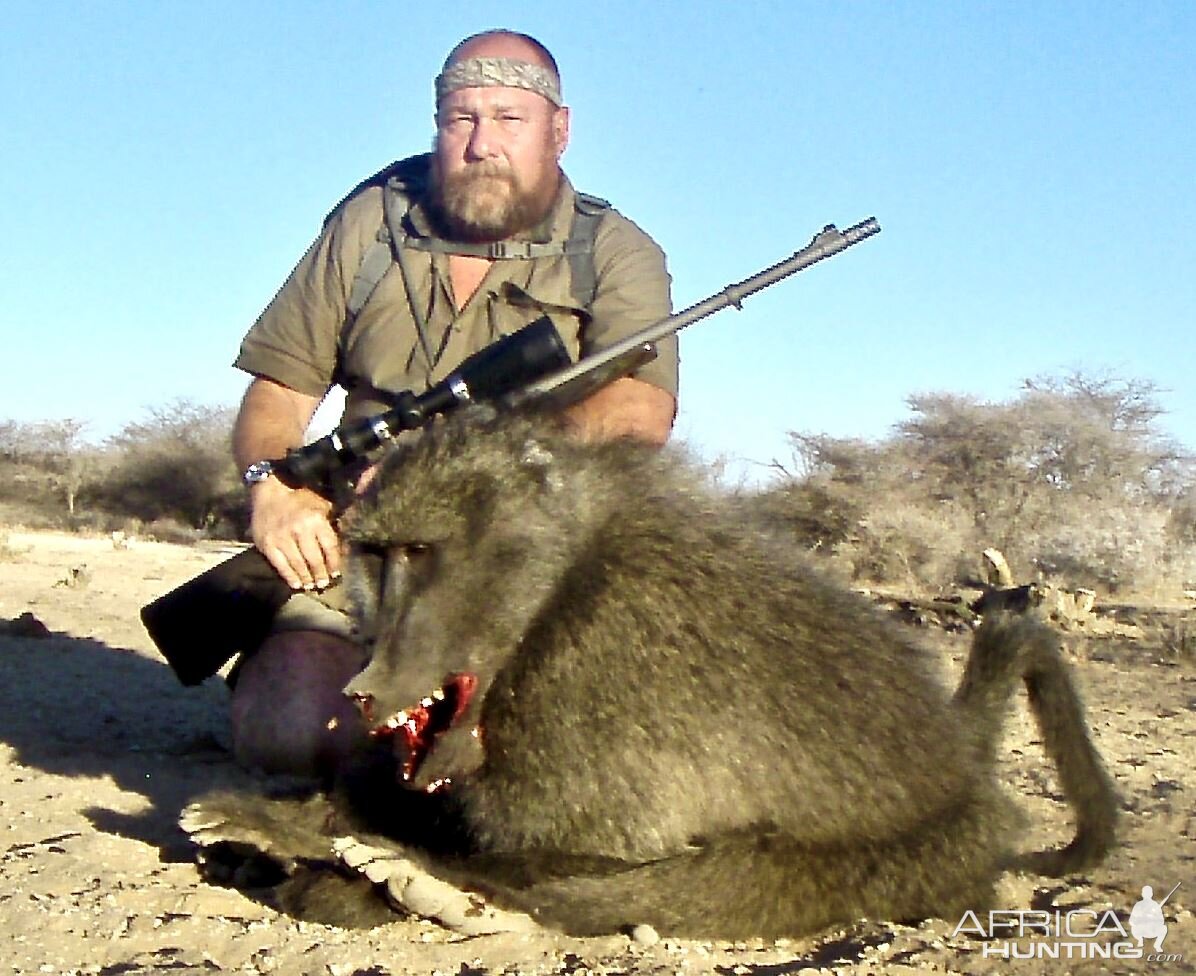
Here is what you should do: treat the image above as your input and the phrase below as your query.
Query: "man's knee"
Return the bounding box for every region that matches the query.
[229,629,369,777]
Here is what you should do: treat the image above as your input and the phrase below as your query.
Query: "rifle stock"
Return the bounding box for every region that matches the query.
[140,547,290,686]
[142,218,880,684]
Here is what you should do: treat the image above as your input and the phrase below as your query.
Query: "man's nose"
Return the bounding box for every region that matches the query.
[466,118,500,160]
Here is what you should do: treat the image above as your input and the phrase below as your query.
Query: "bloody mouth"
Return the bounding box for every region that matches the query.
[364,672,478,788]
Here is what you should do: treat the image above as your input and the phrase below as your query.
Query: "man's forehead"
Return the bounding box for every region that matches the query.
[438,85,552,114]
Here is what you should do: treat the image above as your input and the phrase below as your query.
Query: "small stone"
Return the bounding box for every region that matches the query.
[631,923,660,946]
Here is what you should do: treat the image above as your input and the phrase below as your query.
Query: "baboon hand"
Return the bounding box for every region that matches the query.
[333,837,541,934]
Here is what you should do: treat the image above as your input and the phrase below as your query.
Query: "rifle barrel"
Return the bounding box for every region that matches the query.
[1159,881,1182,907]
[520,217,880,398]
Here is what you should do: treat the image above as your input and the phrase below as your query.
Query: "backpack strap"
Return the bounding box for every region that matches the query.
[342,156,430,322]
[346,228,396,320]
[399,236,593,260]
[567,191,609,309]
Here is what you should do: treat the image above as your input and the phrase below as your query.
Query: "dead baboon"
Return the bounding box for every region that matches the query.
[186,407,1118,939]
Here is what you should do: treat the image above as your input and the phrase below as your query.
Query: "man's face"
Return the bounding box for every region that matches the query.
[431,85,569,242]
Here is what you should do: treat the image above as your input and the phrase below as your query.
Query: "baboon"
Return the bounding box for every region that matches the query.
[187,407,1118,939]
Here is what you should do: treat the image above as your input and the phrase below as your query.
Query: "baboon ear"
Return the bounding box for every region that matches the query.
[520,439,564,493]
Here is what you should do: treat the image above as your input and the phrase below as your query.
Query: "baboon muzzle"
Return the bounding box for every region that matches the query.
[351,672,479,789]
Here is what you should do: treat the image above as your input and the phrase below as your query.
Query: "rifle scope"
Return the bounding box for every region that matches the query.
[275,315,570,492]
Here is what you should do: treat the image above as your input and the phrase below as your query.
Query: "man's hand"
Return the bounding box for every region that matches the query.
[234,377,335,590]
[248,476,341,591]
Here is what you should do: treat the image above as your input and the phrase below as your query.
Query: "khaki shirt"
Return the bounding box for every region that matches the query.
[235,167,678,423]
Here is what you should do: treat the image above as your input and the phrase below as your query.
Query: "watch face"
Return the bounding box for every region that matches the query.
[243,460,274,485]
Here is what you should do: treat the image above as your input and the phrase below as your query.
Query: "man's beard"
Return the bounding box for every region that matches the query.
[429,160,559,243]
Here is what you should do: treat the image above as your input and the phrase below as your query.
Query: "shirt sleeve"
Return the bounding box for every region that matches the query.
[585,211,679,398]
[233,191,379,397]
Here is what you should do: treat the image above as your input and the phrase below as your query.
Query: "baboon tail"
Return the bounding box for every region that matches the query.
[459,801,1006,939]
[954,611,1118,875]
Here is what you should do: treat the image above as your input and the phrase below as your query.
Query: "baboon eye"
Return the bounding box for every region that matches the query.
[395,542,437,590]
[398,542,436,574]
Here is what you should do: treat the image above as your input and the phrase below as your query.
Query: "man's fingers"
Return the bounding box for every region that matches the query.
[248,483,340,590]
[294,529,335,590]
[260,525,330,591]
[314,520,342,581]
[264,543,305,591]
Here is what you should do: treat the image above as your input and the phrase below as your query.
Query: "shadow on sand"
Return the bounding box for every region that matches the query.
[0,628,262,858]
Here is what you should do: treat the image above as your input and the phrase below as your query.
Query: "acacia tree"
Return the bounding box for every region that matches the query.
[97,399,242,530]
[34,419,93,515]
[777,371,1194,592]
[1017,371,1185,498]
[0,418,97,516]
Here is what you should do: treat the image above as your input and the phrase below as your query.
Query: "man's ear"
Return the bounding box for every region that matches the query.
[552,105,571,158]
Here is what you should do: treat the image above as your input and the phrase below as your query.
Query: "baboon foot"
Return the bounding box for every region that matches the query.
[181,789,341,867]
[181,789,396,928]
[181,790,539,933]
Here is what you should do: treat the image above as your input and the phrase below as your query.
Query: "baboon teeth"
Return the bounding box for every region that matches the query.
[373,673,480,789]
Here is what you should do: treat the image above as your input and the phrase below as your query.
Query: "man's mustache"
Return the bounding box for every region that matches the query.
[453,162,515,183]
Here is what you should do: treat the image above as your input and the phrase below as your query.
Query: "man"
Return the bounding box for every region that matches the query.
[228,29,679,776]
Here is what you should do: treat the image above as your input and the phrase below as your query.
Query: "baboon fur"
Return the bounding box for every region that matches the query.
[195,407,1118,939]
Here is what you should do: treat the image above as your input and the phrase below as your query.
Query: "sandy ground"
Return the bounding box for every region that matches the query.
[0,528,1193,976]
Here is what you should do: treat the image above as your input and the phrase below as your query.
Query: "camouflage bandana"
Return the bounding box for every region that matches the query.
[435,56,563,107]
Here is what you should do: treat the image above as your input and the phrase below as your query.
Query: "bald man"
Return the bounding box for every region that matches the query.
[228,30,679,776]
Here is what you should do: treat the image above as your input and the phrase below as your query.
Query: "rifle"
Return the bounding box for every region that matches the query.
[1158,882,1182,908]
[141,218,881,685]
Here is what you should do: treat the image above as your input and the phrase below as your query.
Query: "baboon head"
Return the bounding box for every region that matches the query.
[342,409,602,792]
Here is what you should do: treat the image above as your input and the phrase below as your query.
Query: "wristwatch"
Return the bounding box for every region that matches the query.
[242,459,276,486]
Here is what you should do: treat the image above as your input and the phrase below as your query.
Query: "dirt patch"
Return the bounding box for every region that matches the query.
[1,530,1193,975]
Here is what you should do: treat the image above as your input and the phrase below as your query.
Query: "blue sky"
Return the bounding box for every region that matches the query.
[2,1,1192,483]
